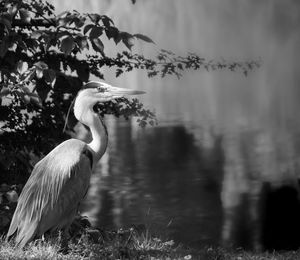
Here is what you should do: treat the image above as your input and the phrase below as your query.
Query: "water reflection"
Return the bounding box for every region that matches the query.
[79,119,300,250]
[221,127,300,250]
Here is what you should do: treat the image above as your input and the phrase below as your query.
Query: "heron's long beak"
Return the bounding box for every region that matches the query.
[108,86,145,98]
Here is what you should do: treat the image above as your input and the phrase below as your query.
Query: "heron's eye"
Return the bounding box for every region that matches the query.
[97,86,107,93]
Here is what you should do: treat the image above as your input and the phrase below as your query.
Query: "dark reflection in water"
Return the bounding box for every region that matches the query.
[261,184,300,251]
[220,126,300,251]
[81,119,300,251]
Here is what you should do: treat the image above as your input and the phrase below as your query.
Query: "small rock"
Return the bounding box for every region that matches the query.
[5,190,18,203]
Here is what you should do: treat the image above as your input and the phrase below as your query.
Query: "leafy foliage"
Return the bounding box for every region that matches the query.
[0,0,260,181]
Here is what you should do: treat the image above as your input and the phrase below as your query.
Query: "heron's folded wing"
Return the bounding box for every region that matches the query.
[7,139,92,247]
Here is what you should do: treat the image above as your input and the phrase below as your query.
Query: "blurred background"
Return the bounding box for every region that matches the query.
[49,0,300,251]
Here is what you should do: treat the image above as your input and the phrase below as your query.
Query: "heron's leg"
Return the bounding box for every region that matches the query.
[59,227,71,254]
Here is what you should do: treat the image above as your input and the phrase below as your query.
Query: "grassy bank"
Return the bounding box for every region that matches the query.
[1,200,300,260]
[0,230,194,260]
[2,231,300,260]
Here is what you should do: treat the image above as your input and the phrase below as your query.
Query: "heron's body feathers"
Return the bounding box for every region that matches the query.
[7,139,93,248]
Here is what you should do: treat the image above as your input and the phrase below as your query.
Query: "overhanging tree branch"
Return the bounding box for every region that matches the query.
[12,18,55,27]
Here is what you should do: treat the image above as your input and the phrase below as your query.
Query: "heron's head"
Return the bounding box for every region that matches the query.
[73,81,145,121]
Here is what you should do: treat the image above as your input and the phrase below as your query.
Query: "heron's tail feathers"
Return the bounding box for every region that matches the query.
[6,210,19,241]
[7,212,38,248]
[15,220,38,248]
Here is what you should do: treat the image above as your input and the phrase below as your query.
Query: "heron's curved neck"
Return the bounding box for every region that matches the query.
[85,111,108,164]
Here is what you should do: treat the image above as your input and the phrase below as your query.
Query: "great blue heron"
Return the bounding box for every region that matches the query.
[6,81,145,249]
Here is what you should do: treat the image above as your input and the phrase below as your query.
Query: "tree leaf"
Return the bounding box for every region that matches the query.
[25,38,39,52]
[30,96,43,108]
[43,69,56,86]
[31,30,43,39]
[116,68,123,77]
[134,33,155,43]
[57,17,71,27]
[36,68,43,78]
[83,24,94,35]
[74,17,85,28]
[76,62,89,82]
[91,38,104,55]
[106,26,119,40]
[27,92,43,108]
[17,61,28,75]
[19,9,31,24]
[0,40,8,58]
[101,15,114,27]
[0,16,11,31]
[120,32,135,50]
[32,2,44,15]
[75,36,89,50]
[89,26,103,39]
[34,61,48,70]
[20,86,31,94]
[22,94,31,104]
[56,11,69,19]
[57,31,70,39]
[89,14,101,23]
[17,40,27,51]
[36,79,51,101]
[0,87,10,97]
[7,5,18,16]
[20,69,35,82]
[113,33,122,45]
[34,61,48,79]
[60,36,75,55]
